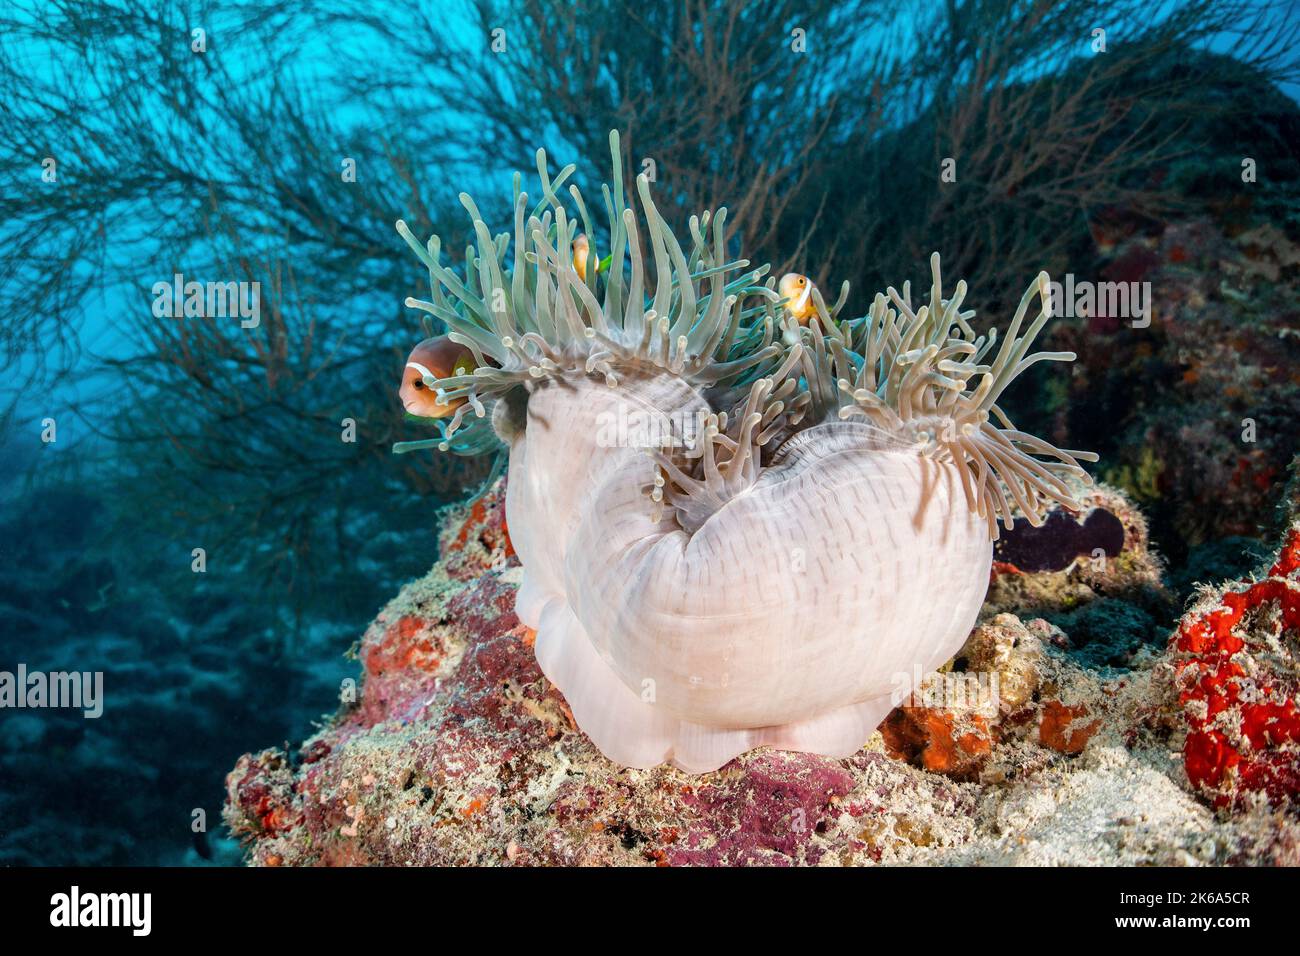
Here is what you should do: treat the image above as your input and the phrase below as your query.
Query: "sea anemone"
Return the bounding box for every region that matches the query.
[393,131,1096,772]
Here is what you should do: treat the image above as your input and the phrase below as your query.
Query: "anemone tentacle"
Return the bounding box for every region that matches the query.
[394,130,782,456]
[396,136,1094,542]
[794,252,1100,538]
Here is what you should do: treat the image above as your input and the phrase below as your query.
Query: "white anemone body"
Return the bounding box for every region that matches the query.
[508,373,991,772]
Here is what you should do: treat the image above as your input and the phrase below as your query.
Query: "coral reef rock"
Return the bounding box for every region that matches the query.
[986,480,1166,619]
[1047,215,1300,556]
[225,482,1300,865]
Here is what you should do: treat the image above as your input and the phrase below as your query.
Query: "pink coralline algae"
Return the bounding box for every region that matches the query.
[1170,527,1300,809]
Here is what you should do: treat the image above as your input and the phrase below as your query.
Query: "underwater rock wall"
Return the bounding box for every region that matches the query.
[224,477,1300,865]
[1047,217,1300,558]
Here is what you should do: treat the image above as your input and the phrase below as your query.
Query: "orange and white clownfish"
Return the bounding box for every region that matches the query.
[398,335,477,419]
[778,272,818,324]
[572,233,591,282]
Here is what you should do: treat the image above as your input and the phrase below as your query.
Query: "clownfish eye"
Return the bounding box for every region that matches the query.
[798,277,807,287]
[412,379,425,390]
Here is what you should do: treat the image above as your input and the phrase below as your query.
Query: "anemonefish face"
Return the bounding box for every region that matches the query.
[778,273,815,322]
[398,336,476,419]
[572,233,590,282]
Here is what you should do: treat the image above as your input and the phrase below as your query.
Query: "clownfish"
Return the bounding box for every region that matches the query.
[778,272,818,324]
[399,335,477,419]
[573,233,591,282]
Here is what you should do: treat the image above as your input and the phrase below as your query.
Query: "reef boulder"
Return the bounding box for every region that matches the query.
[984,482,1172,669]
[224,480,1300,865]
